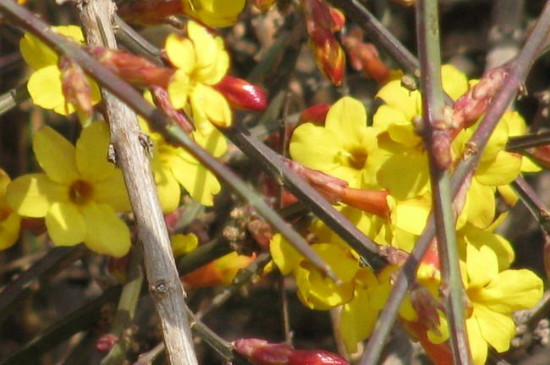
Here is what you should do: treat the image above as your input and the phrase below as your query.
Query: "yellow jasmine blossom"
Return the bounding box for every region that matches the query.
[7,122,131,257]
[182,0,246,27]
[270,233,359,310]
[20,25,101,116]
[461,243,543,365]
[139,119,226,210]
[373,65,469,200]
[0,169,21,250]
[171,233,199,256]
[289,96,388,189]
[166,21,232,129]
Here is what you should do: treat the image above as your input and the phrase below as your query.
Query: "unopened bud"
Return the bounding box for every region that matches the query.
[234,338,348,365]
[299,104,330,125]
[96,333,119,353]
[90,47,175,88]
[342,29,390,84]
[214,76,267,111]
[310,36,345,86]
[59,56,93,121]
[341,187,390,218]
[252,0,278,12]
[529,145,550,169]
[453,67,508,129]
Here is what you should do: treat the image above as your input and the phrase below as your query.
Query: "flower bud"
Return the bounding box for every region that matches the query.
[214,76,267,111]
[340,187,390,218]
[59,56,93,122]
[299,104,331,125]
[528,145,550,169]
[117,0,184,25]
[310,36,345,86]
[342,29,390,84]
[233,338,348,365]
[181,252,256,289]
[453,67,508,129]
[90,47,175,88]
[96,333,119,353]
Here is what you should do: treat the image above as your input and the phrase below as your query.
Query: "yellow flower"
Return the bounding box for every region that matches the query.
[20,25,101,116]
[462,243,542,365]
[7,122,131,257]
[0,169,21,250]
[289,96,388,189]
[270,233,359,310]
[139,118,226,210]
[182,0,246,27]
[166,21,232,129]
[373,65,469,200]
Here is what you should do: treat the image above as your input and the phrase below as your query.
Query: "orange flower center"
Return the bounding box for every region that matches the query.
[69,180,94,205]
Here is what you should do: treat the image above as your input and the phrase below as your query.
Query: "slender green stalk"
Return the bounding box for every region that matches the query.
[416,1,470,364]
[0,84,29,117]
[0,0,338,284]
[360,3,550,364]
[511,177,550,232]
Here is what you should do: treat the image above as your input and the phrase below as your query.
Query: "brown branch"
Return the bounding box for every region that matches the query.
[74,1,197,364]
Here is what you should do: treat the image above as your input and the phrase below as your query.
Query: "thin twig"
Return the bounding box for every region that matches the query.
[416,0,470,363]
[75,1,197,363]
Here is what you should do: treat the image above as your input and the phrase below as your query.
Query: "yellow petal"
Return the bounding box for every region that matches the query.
[476,152,522,186]
[466,317,488,365]
[153,163,181,213]
[93,173,131,212]
[325,96,367,141]
[191,85,232,128]
[463,181,495,228]
[477,269,543,312]
[76,122,116,182]
[167,70,190,110]
[377,150,430,200]
[0,169,10,203]
[170,154,220,206]
[33,126,79,184]
[340,286,377,353]
[45,201,86,246]
[475,305,515,352]
[165,34,195,72]
[391,196,431,235]
[0,212,21,250]
[81,203,131,257]
[27,65,74,115]
[20,26,83,70]
[465,244,498,289]
[183,0,246,27]
[7,173,67,217]
[441,64,469,100]
[269,233,303,275]
[171,233,199,256]
[295,264,355,309]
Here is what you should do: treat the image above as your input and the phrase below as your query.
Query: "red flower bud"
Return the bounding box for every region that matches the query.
[234,338,348,365]
[59,56,93,119]
[90,47,175,89]
[117,0,184,25]
[452,67,508,129]
[342,29,391,84]
[310,36,345,86]
[214,76,267,111]
[96,333,119,353]
[328,8,346,32]
[528,145,550,169]
[299,104,330,125]
[340,187,390,218]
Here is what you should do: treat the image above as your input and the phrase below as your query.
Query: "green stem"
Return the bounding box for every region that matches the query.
[0,83,29,118]
[416,1,470,364]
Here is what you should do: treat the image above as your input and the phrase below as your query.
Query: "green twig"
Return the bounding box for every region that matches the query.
[511,177,550,232]
[415,0,469,363]
[0,83,29,117]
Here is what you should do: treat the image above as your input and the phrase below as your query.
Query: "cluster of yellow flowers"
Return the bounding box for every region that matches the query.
[271,66,543,364]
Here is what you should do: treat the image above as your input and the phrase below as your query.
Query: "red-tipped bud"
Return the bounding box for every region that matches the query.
[340,187,390,218]
[117,0,184,25]
[59,56,93,119]
[234,338,348,365]
[452,67,508,129]
[96,333,119,353]
[284,159,348,204]
[299,104,331,125]
[89,47,175,89]
[181,252,256,289]
[310,36,345,86]
[301,0,346,86]
[214,76,267,111]
[252,0,278,12]
[328,8,346,32]
[342,29,391,84]
[150,86,194,133]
